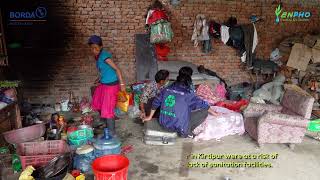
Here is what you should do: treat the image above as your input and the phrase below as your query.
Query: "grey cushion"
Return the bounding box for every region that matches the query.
[169,72,220,80]
[169,72,220,85]
[157,60,199,74]
[158,60,220,85]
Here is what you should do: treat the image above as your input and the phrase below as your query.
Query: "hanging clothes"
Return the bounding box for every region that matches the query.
[202,39,212,53]
[209,21,221,39]
[252,23,258,53]
[191,14,210,47]
[220,25,230,44]
[145,10,155,24]
[241,23,258,67]
[228,26,244,50]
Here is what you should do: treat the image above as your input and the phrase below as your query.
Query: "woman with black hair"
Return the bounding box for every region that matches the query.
[178,66,196,92]
[143,67,217,138]
[140,70,170,119]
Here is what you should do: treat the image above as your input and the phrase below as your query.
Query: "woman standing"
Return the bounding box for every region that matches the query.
[89,35,126,136]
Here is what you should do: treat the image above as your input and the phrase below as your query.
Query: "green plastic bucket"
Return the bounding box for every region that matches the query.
[308,119,320,132]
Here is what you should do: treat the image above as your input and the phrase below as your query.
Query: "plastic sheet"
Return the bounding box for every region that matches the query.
[128,105,140,119]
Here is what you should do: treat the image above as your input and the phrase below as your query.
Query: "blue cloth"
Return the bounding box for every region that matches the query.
[0,94,14,104]
[152,83,209,137]
[88,35,102,45]
[96,49,118,84]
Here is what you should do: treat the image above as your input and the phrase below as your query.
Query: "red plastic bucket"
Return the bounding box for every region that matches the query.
[92,155,130,180]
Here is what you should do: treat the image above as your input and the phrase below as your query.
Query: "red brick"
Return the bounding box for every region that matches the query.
[21,0,320,103]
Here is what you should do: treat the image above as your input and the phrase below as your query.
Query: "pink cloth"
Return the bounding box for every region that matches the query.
[193,106,245,141]
[91,84,120,118]
[214,84,227,99]
[196,84,223,105]
[215,99,249,112]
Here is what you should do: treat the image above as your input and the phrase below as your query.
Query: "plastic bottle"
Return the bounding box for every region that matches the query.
[93,128,121,158]
[12,154,22,173]
[74,145,95,173]
[104,128,111,140]
[0,147,9,154]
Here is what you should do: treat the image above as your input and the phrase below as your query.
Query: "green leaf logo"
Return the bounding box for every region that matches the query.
[165,95,176,108]
[275,4,282,24]
[275,5,282,16]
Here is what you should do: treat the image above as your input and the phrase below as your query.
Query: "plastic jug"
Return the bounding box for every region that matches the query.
[74,145,95,173]
[61,100,70,111]
[93,128,121,158]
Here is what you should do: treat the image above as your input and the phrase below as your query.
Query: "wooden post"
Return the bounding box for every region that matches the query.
[0,8,8,66]
[14,103,22,128]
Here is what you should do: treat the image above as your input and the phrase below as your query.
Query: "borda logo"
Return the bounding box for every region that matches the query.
[10,7,47,19]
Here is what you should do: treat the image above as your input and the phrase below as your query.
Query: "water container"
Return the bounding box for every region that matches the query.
[92,155,129,180]
[93,128,121,158]
[74,145,95,173]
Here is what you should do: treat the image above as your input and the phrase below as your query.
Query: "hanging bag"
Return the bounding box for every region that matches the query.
[147,10,168,25]
[150,20,174,44]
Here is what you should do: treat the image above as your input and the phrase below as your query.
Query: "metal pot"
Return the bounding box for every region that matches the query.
[78,124,93,130]
[36,153,72,179]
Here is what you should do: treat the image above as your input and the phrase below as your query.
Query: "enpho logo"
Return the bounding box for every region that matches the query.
[10,6,47,20]
[275,4,311,24]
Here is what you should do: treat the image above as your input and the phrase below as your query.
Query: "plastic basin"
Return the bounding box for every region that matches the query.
[2,123,46,144]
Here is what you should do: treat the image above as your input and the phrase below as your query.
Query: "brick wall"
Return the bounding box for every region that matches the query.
[14,0,320,104]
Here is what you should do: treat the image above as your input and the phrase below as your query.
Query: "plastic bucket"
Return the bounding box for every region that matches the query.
[92,155,129,180]
[308,119,320,132]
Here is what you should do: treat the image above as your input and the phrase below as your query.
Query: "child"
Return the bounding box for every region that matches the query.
[89,35,126,136]
[140,70,170,119]
[178,66,196,92]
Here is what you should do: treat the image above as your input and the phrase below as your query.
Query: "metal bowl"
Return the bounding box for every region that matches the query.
[78,124,93,130]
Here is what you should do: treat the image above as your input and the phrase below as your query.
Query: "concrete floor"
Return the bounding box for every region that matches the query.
[117,117,320,180]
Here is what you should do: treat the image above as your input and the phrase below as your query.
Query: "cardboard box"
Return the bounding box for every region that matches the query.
[287,43,312,71]
[312,48,320,63]
[313,39,320,49]
[303,34,317,48]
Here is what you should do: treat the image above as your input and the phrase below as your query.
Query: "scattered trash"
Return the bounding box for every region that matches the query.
[61,99,70,112]
[128,105,141,119]
[19,166,35,180]
[121,145,134,155]
[12,154,22,173]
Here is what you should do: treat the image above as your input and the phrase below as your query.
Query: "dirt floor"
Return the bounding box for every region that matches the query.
[117,117,320,180]
[3,116,319,180]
